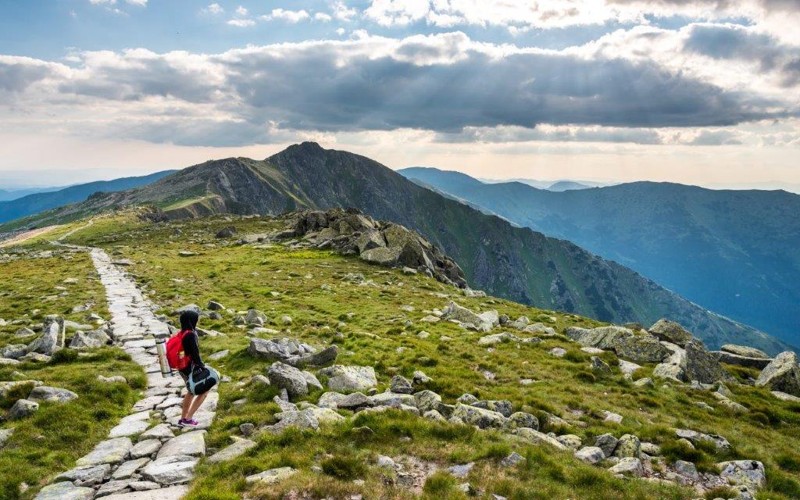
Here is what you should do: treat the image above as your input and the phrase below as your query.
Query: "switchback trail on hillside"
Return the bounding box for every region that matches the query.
[35,246,217,500]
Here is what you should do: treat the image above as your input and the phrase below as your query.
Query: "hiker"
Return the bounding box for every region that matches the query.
[176,310,209,427]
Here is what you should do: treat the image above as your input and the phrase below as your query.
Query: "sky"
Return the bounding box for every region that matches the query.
[0,0,799,190]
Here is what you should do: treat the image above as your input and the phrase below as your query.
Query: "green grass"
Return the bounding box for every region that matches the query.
[0,244,145,499]
[13,211,799,500]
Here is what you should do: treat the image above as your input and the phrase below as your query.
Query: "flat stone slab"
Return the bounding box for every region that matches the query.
[102,485,189,500]
[55,463,111,486]
[109,419,151,438]
[157,431,205,459]
[76,438,132,466]
[207,438,257,464]
[34,481,94,500]
[132,396,166,412]
[96,479,133,497]
[130,439,162,459]
[246,466,297,484]
[139,423,174,441]
[112,458,151,480]
[141,455,198,485]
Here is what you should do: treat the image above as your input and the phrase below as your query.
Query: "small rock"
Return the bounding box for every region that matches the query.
[8,399,39,419]
[500,452,525,467]
[245,467,297,484]
[575,446,605,464]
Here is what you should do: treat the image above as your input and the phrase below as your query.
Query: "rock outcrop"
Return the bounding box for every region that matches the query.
[756,352,800,396]
[274,209,467,288]
[565,326,669,363]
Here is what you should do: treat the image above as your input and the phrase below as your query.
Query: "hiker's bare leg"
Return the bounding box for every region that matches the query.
[181,392,194,420]
[186,392,209,419]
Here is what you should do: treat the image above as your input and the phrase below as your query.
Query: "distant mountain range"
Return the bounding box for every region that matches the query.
[0,187,61,202]
[399,167,800,349]
[0,171,176,224]
[5,142,790,354]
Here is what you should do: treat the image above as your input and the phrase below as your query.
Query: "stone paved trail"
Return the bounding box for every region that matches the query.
[35,248,217,500]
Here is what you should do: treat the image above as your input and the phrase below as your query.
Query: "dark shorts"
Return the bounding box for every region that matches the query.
[178,370,191,391]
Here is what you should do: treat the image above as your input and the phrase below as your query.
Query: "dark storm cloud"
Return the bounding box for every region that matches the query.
[683,24,800,86]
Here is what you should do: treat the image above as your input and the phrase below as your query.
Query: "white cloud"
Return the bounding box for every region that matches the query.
[315,12,333,22]
[227,19,255,27]
[89,0,116,4]
[336,27,346,35]
[124,0,147,6]
[331,1,358,21]
[235,6,248,16]
[201,3,224,15]
[263,8,311,23]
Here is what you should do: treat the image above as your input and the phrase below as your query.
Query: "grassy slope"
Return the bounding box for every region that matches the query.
[56,213,800,500]
[0,248,145,499]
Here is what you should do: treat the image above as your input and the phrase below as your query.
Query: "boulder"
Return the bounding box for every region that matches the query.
[613,434,640,458]
[713,351,771,370]
[721,344,768,359]
[595,434,618,458]
[390,375,414,394]
[505,412,539,431]
[0,428,13,448]
[245,309,267,326]
[755,352,800,397]
[566,326,668,363]
[513,428,567,450]
[55,463,111,486]
[1,344,28,359]
[8,399,39,419]
[451,403,507,429]
[684,339,731,384]
[28,315,63,355]
[414,390,442,413]
[267,362,310,399]
[653,342,688,382]
[318,365,377,392]
[207,438,257,464]
[675,429,730,451]
[215,226,237,238]
[718,460,766,492]
[69,331,105,349]
[28,386,78,403]
[471,399,513,417]
[442,302,494,332]
[609,457,644,477]
[590,356,612,374]
[648,319,693,346]
[575,446,605,464]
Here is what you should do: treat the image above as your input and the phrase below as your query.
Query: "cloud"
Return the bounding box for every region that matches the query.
[125,0,147,6]
[0,32,796,147]
[201,3,224,15]
[226,19,256,27]
[330,1,358,21]
[263,9,311,23]
[235,6,248,16]
[315,12,333,22]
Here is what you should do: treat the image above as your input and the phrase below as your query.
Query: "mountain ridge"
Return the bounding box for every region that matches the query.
[3,142,792,354]
[398,167,800,348]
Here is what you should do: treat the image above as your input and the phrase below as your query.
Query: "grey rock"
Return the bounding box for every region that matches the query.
[207,350,229,361]
[33,482,94,500]
[556,434,583,450]
[566,325,668,363]
[448,462,474,479]
[590,356,612,374]
[267,409,320,432]
[130,439,161,459]
[141,455,198,485]
[500,452,525,467]
[207,438,257,464]
[318,365,377,392]
[337,392,374,411]
[157,431,205,459]
[684,339,731,384]
[718,460,766,491]
[675,429,731,451]
[412,370,432,384]
[549,347,567,358]
[595,434,619,458]
[609,457,644,477]
[268,362,309,399]
[414,390,442,412]
[55,463,111,486]
[513,428,567,450]
[505,412,539,431]
[721,344,769,359]
[207,300,226,311]
[575,446,606,464]
[1,344,28,359]
[613,434,641,458]
[28,386,78,403]
[633,377,655,388]
[139,424,174,441]
[245,466,297,484]
[77,438,133,466]
[471,399,513,417]
[112,458,151,480]
[8,399,39,419]
[95,479,134,497]
[442,302,493,331]
[28,316,63,355]
[674,460,699,481]
[240,423,256,437]
[713,351,771,369]
[390,375,414,394]
[756,352,800,396]
[0,428,14,448]
[451,403,507,429]
[648,319,693,347]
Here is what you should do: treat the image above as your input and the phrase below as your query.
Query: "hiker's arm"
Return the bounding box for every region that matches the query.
[183,332,205,368]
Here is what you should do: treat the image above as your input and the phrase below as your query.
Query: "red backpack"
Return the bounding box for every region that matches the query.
[166,329,192,371]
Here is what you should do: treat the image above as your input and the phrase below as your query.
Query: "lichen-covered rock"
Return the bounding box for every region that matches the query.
[451,403,507,429]
[575,446,605,464]
[566,326,668,363]
[318,365,377,392]
[8,399,39,419]
[608,457,644,477]
[648,319,693,346]
[267,362,309,399]
[595,434,619,458]
[718,460,766,492]
[721,344,768,359]
[613,434,641,458]
[755,352,800,397]
[28,315,63,355]
[684,339,731,384]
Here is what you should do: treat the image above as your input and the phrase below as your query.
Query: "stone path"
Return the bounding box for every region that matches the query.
[35,248,217,500]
